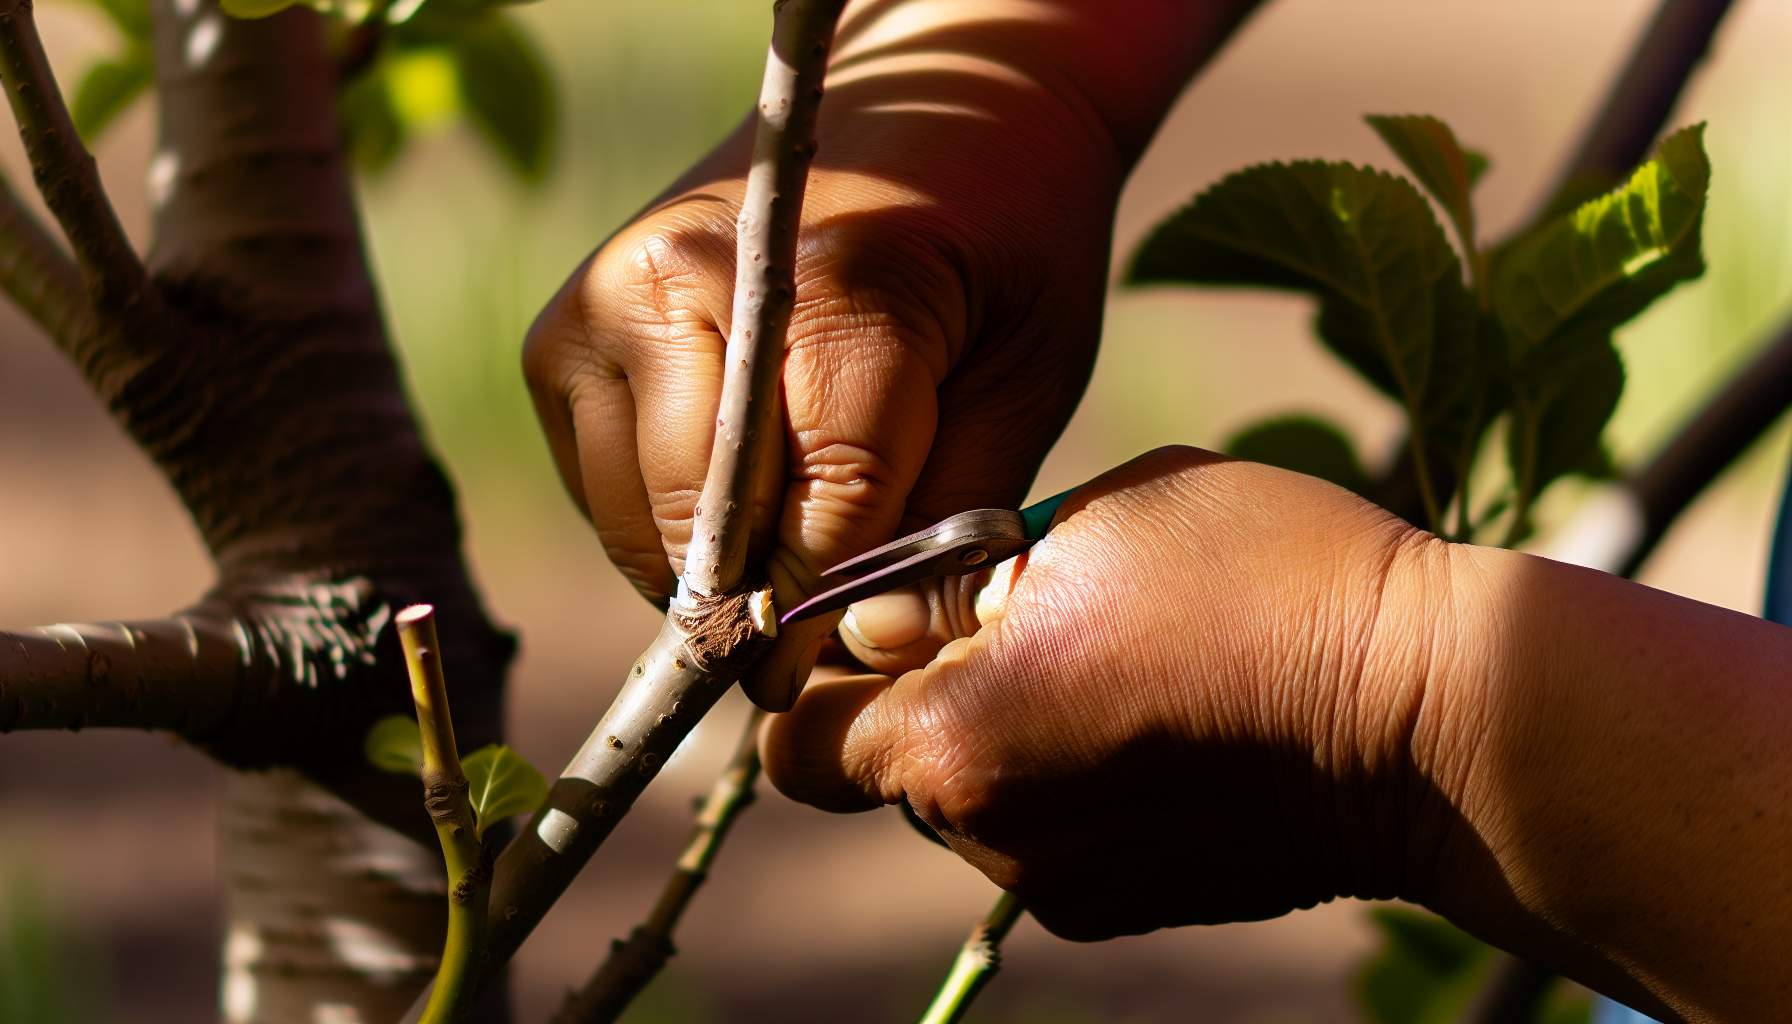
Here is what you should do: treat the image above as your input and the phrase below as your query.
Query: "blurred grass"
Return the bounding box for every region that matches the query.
[0,866,104,1024]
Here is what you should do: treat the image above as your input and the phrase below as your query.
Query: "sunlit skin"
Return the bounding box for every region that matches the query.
[526,3,1792,1021]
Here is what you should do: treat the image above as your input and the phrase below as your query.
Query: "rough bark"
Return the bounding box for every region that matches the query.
[0,2,513,1019]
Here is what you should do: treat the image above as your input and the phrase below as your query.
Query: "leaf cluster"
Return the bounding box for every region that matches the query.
[68,0,557,184]
[366,714,549,840]
[1132,115,1710,542]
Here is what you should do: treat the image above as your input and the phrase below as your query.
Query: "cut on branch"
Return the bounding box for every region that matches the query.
[402,3,847,1015]
[397,605,491,1024]
[0,0,150,313]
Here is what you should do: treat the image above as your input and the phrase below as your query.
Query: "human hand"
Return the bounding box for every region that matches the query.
[523,12,1128,709]
[760,446,1447,939]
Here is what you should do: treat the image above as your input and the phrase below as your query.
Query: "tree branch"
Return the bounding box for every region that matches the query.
[551,709,767,1024]
[1539,0,1735,216]
[403,4,847,1015]
[0,168,89,346]
[0,600,249,734]
[1619,314,1792,577]
[683,0,844,596]
[0,0,149,313]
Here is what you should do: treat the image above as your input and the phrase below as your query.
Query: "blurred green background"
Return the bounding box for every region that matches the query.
[1,1,1788,1021]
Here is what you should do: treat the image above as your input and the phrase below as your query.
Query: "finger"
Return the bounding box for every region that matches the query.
[524,274,673,602]
[836,554,1028,675]
[739,255,954,709]
[760,671,900,812]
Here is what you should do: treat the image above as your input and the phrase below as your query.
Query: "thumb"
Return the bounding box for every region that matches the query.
[832,554,1030,676]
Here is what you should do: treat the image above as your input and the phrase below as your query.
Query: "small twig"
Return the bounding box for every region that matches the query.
[0,0,149,314]
[551,709,768,1024]
[397,605,490,1024]
[683,0,847,596]
[0,169,89,349]
[917,892,1024,1024]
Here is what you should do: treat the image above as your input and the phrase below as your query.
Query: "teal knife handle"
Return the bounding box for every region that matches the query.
[1019,487,1076,541]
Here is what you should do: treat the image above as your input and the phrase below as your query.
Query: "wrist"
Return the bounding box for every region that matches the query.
[1328,524,1472,905]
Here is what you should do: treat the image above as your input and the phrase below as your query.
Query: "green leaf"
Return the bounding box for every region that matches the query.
[1463,148,1491,189]
[365,715,424,774]
[1506,338,1625,531]
[1357,907,1491,1024]
[1493,124,1709,359]
[220,0,300,17]
[339,58,409,173]
[1366,114,1482,262]
[1129,160,1481,527]
[71,50,152,143]
[1225,414,1370,494]
[462,744,548,839]
[86,0,150,40]
[452,15,555,181]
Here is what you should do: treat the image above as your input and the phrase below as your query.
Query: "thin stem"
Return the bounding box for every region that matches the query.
[395,5,848,1016]
[551,709,768,1024]
[398,605,489,1024]
[0,0,149,313]
[917,892,1024,1024]
[1408,433,1445,533]
[683,0,847,596]
[0,168,89,348]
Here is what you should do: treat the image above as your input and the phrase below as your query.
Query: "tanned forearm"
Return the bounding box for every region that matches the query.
[1398,542,1792,1021]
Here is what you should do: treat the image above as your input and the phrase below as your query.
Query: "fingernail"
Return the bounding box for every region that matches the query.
[840,590,931,651]
[972,553,1026,627]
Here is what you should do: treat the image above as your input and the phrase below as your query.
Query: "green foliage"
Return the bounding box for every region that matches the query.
[462,744,548,839]
[339,13,558,182]
[71,50,153,141]
[1494,126,1709,359]
[365,713,424,772]
[219,0,300,17]
[450,15,555,180]
[1130,116,1709,544]
[1357,907,1488,1024]
[1129,157,1476,526]
[0,870,103,1024]
[1225,414,1370,494]
[365,717,547,839]
[84,0,150,39]
[177,0,560,183]
[1356,907,1593,1024]
[1365,114,1483,273]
